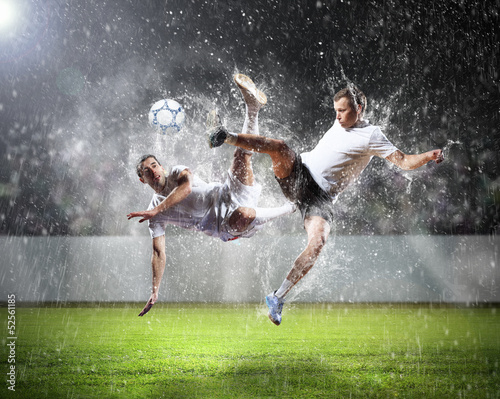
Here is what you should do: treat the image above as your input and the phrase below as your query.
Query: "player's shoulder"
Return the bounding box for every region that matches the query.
[355,120,378,131]
[170,164,190,175]
[344,121,379,139]
[354,121,383,136]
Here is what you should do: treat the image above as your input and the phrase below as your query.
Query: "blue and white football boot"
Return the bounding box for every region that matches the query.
[265,292,285,326]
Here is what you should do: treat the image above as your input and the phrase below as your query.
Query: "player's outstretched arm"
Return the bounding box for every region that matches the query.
[386,149,444,170]
[127,169,193,223]
[139,235,166,316]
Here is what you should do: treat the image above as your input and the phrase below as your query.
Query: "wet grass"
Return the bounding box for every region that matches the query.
[1,303,499,398]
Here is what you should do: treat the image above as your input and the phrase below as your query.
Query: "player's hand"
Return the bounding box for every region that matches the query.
[127,210,156,223]
[429,149,444,164]
[138,293,158,316]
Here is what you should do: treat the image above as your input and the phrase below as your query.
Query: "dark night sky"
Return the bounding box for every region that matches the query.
[0,0,498,236]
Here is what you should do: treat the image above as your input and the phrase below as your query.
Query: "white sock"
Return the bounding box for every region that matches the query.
[275,279,293,299]
[242,106,260,135]
[226,103,260,153]
[253,202,295,226]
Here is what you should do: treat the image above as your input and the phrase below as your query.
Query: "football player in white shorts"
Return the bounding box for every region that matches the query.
[128,75,295,316]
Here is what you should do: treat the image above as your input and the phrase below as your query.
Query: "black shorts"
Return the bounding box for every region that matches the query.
[275,153,335,225]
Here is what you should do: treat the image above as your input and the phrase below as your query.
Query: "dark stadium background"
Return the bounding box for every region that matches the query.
[0,0,498,237]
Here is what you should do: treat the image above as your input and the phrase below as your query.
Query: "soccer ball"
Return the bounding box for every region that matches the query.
[148,99,185,134]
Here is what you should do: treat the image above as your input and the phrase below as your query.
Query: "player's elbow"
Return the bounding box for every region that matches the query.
[389,152,417,171]
[178,178,193,197]
[183,184,192,196]
[400,155,425,170]
[398,161,416,171]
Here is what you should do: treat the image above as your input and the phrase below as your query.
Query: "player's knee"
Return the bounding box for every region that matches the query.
[228,207,256,232]
[273,139,290,155]
[306,218,330,252]
[311,232,328,252]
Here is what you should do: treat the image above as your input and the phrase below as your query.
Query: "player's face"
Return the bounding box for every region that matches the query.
[334,96,361,128]
[139,157,166,191]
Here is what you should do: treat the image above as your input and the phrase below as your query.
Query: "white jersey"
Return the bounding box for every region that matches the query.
[147,165,262,241]
[300,120,398,199]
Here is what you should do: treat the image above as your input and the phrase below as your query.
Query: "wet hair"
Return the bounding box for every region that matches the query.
[334,86,367,117]
[136,154,161,177]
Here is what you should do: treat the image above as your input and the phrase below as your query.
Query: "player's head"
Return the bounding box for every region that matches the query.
[136,154,166,191]
[334,86,366,128]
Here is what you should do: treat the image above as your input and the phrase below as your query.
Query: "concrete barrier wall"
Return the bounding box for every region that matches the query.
[0,234,498,303]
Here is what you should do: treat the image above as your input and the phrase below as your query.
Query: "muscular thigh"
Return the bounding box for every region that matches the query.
[304,215,331,244]
[270,145,296,179]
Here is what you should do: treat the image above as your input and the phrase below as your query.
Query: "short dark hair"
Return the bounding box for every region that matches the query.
[334,86,367,117]
[136,154,160,177]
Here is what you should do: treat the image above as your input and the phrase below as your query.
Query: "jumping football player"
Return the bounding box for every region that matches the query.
[127,75,294,316]
[209,77,444,326]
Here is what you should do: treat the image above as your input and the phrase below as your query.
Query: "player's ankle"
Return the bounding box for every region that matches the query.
[225,132,238,145]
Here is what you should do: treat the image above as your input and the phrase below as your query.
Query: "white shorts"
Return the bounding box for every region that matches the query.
[218,169,262,241]
[148,168,263,242]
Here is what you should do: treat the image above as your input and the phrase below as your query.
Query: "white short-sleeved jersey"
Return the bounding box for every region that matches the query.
[147,165,262,242]
[300,120,398,198]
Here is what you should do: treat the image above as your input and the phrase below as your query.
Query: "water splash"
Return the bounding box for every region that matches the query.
[402,173,414,194]
[442,139,462,157]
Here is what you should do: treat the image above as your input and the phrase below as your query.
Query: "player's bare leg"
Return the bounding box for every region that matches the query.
[233,134,295,179]
[282,216,331,293]
[231,149,255,186]
[210,126,295,173]
[208,74,294,179]
[266,215,330,325]
[224,75,295,234]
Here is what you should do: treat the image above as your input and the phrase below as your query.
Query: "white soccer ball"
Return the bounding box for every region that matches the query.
[148,99,185,134]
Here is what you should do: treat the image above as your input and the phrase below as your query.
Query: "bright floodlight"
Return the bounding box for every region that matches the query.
[0,0,17,33]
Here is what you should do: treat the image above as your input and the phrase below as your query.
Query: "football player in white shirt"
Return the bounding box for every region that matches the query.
[128,75,294,316]
[209,79,444,326]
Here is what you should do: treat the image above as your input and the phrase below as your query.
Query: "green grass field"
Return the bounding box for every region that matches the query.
[1,303,499,398]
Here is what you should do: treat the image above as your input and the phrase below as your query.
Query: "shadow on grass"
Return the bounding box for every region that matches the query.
[146,355,407,399]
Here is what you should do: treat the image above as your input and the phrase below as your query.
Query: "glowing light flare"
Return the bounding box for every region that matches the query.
[0,0,18,34]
